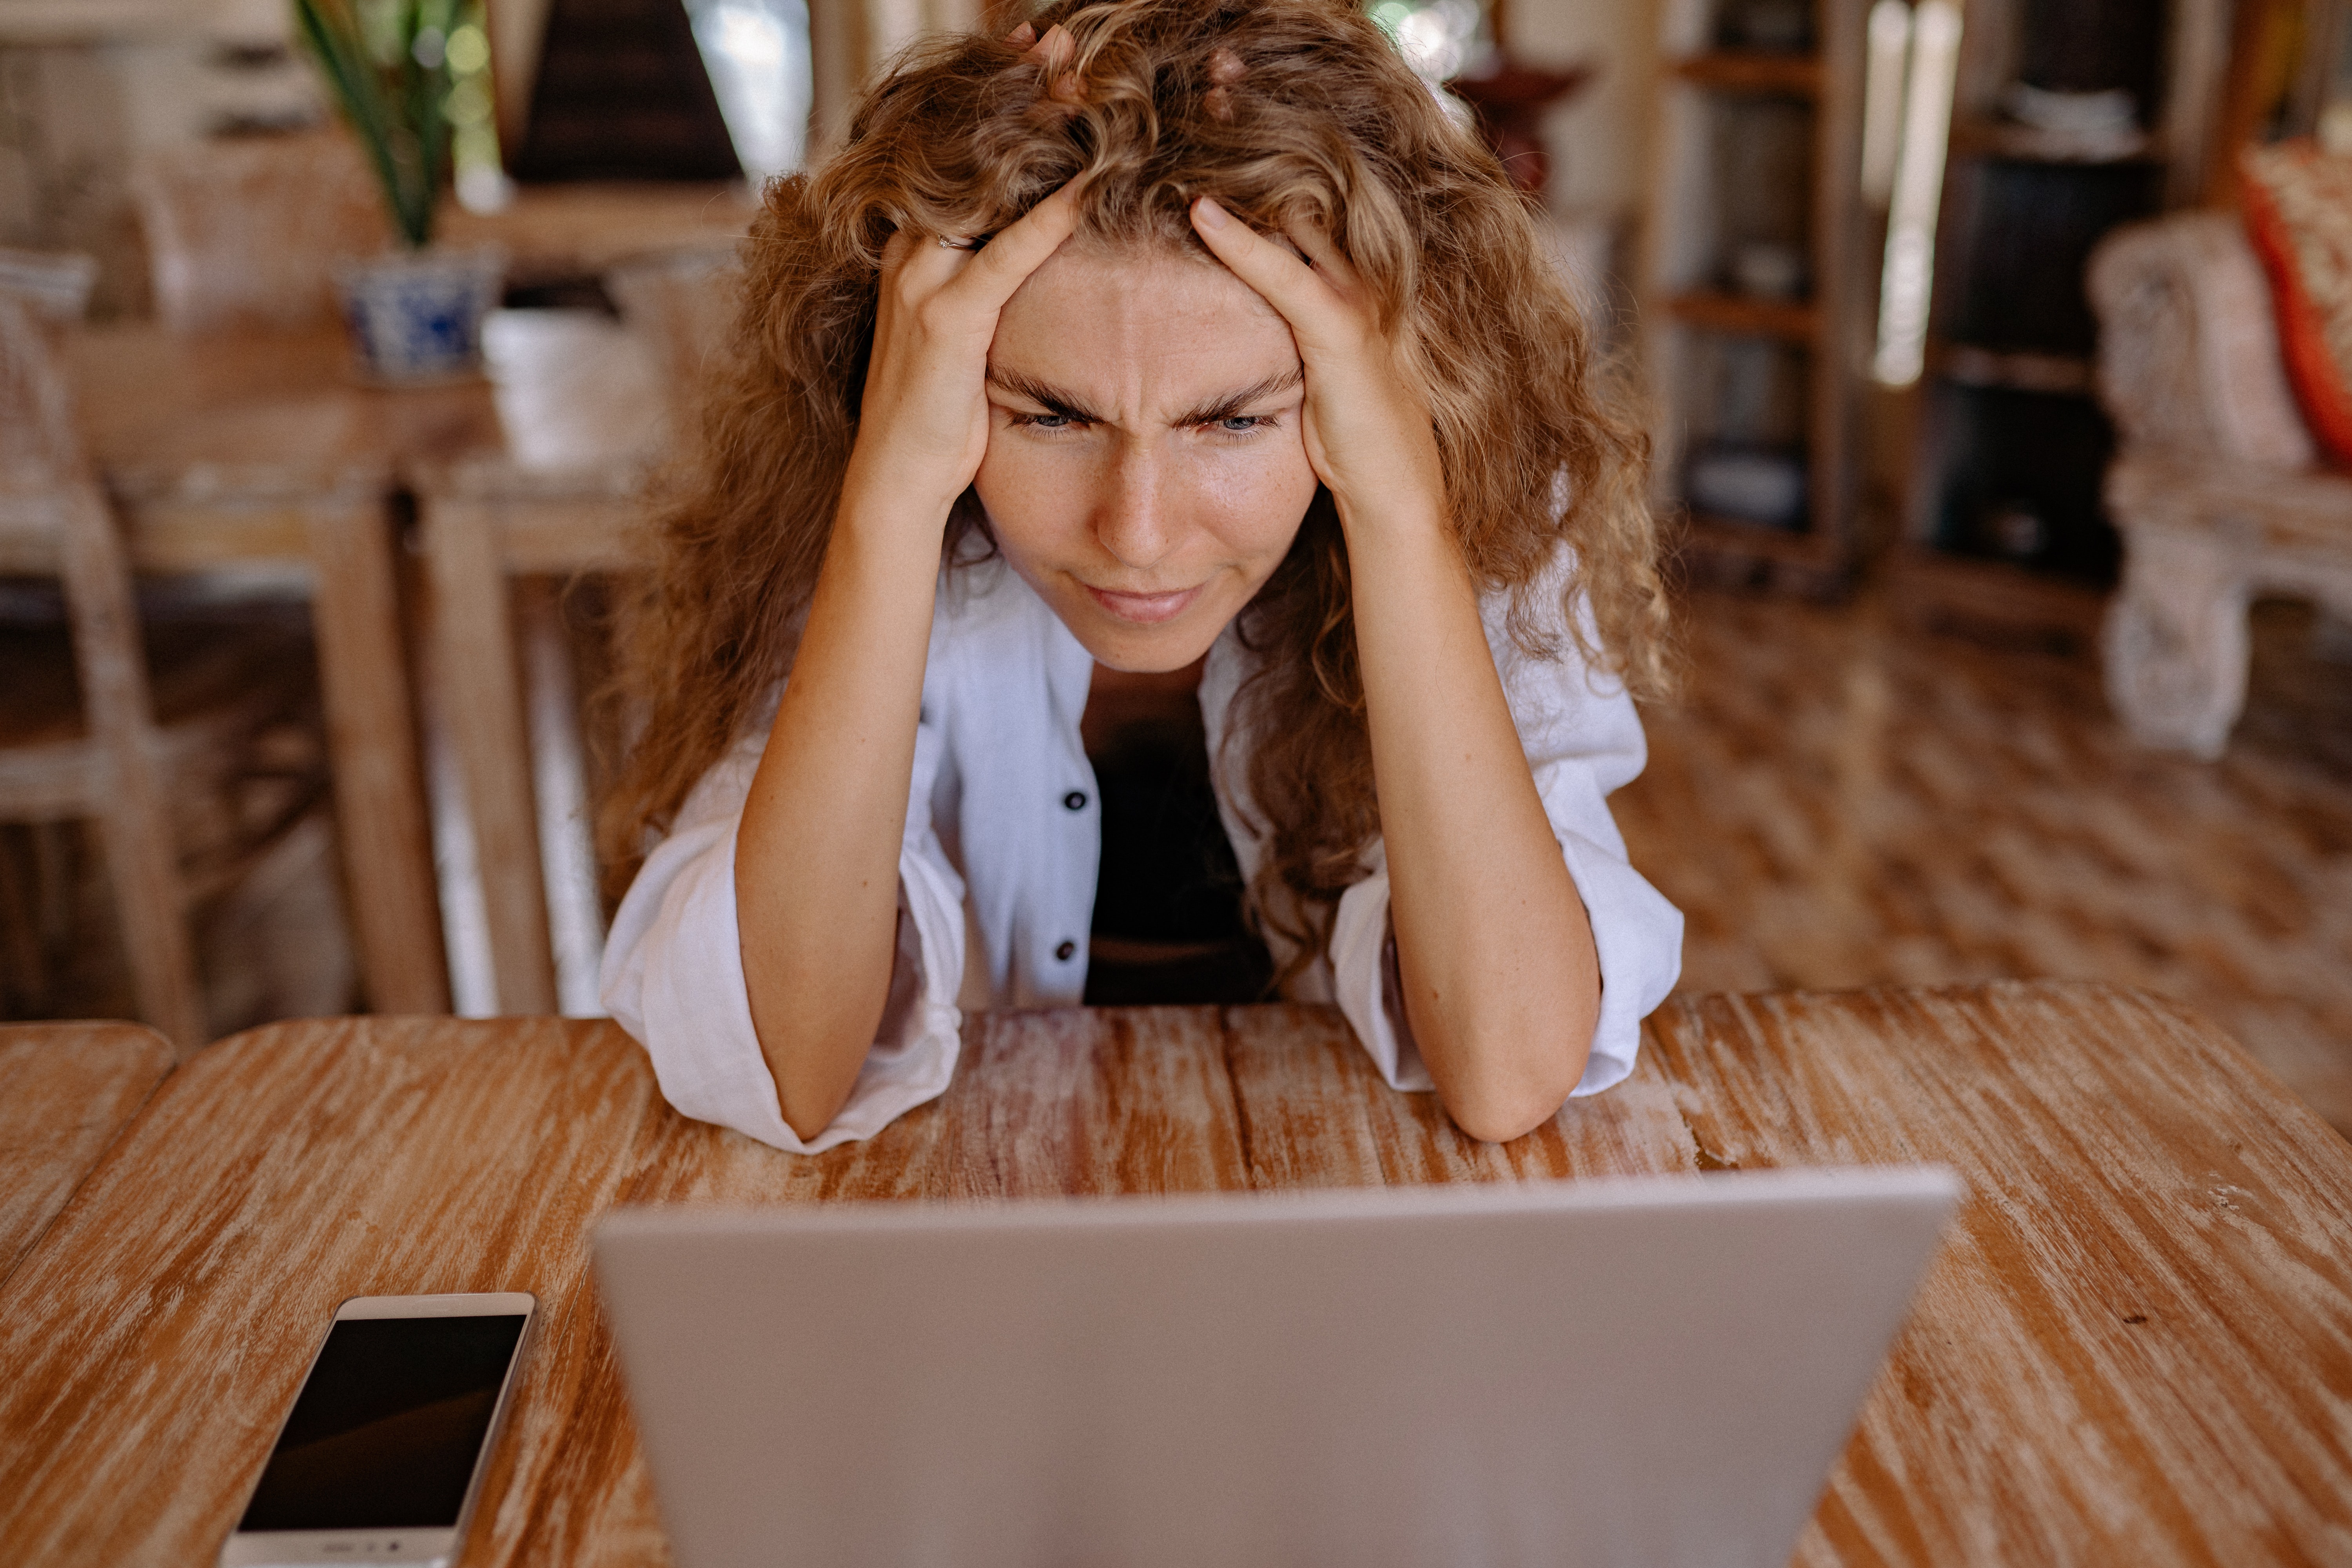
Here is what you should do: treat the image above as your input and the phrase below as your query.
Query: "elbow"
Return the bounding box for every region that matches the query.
[1433,1040,1590,1144]
[761,1018,873,1143]
[778,1094,848,1145]
[1426,1011,1595,1145]
[747,958,895,1145]
[1442,1076,1579,1145]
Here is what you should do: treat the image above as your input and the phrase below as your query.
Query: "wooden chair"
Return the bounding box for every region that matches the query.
[131,130,389,334]
[412,254,735,1016]
[0,251,325,1053]
[409,309,667,1016]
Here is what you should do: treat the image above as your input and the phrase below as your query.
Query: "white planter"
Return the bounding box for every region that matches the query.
[333,245,507,384]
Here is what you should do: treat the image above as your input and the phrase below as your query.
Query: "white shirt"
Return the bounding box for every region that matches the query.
[600,548,1684,1152]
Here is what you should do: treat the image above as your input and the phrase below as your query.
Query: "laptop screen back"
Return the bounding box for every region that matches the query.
[595,1168,1957,1568]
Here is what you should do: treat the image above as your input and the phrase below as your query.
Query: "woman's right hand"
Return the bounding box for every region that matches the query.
[843,172,1090,529]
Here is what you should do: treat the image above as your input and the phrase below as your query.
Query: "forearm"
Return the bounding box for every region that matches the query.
[735,490,944,1139]
[1342,499,1600,1143]
[726,175,1086,1140]
[1176,195,1600,1139]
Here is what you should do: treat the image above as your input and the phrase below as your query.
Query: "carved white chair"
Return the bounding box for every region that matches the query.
[2088,211,2352,758]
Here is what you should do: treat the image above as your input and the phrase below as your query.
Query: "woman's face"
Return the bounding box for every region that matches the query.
[975,241,1321,672]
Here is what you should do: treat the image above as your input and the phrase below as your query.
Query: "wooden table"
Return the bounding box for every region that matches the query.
[47,312,667,1020]
[439,183,757,292]
[4,982,2350,1564]
[0,1020,173,1284]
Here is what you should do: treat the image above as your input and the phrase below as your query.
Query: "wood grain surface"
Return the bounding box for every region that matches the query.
[1646,984,2352,1567]
[0,1021,174,1285]
[3,984,2349,1565]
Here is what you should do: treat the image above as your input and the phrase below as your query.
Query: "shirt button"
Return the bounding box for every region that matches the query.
[1055,940,1077,961]
[1063,790,1088,811]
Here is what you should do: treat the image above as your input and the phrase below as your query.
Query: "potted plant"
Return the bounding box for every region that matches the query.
[295,0,505,382]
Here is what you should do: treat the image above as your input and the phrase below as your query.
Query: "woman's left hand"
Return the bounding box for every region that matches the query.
[1187,197,1445,537]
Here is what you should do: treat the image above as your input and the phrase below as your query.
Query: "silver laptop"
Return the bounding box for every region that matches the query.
[594,1167,1958,1568]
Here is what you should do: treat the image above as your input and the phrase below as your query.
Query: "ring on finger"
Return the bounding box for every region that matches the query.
[937,234,988,251]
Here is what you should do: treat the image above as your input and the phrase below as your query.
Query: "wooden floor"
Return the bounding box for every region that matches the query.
[1617,589,2352,1137]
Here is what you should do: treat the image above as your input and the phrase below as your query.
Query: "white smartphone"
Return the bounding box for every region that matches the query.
[218,1292,537,1568]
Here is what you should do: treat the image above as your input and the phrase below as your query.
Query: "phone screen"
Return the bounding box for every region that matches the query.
[237,1314,529,1533]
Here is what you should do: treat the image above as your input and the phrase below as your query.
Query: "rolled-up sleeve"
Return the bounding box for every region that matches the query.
[598,715,970,1153]
[1328,561,1683,1099]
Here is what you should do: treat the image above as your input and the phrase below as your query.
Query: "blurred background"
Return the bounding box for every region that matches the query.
[2,0,2348,1135]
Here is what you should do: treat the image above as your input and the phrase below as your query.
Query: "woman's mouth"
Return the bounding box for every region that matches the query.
[1085,583,1201,624]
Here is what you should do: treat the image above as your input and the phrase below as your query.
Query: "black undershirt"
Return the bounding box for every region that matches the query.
[1080,687,1272,1007]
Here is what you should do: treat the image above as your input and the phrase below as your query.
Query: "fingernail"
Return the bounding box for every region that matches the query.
[1192,196,1228,230]
[1005,20,1035,45]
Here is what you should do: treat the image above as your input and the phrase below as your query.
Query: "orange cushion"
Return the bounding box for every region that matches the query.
[2242,140,2352,466]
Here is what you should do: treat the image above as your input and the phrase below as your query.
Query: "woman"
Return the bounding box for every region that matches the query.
[599,0,1682,1151]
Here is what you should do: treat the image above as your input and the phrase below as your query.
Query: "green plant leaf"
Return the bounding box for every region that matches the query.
[292,0,453,247]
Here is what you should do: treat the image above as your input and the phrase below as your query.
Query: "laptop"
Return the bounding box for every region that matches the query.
[593,1167,1958,1568]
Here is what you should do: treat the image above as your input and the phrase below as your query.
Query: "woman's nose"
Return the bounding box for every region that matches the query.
[1093,442,1176,573]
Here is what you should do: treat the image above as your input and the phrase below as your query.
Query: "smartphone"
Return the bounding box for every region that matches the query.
[218,1292,537,1568]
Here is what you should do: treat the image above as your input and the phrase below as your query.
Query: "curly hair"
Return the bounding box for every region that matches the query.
[601,0,1667,972]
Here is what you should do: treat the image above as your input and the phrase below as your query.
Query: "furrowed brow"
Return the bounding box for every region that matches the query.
[985,367,1108,423]
[1171,367,1304,428]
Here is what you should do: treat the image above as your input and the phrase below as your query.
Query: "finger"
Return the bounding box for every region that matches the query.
[1024,22,1074,69]
[1003,20,1035,46]
[1189,197,1343,328]
[939,176,1088,310]
[881,224,969,290]
[1284,219,1363,294]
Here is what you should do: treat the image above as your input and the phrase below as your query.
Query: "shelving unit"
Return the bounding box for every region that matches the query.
[1642,0,1871,597]
[1887,0,2229,642]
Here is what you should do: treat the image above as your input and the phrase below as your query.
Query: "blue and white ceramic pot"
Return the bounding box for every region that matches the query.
[333,245,507,384]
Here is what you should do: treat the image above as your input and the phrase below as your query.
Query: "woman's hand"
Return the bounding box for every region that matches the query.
[1189,195,1602,1144]
[1185,197,1446,539]
[845,176,1091,526]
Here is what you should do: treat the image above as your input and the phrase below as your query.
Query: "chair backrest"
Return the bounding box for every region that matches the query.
[0,249,98,323]
[604,246,744,439]
[0,251,100,526]
[0,254,201,1049]
[2087,211,2317,472]
[133,130,392,334]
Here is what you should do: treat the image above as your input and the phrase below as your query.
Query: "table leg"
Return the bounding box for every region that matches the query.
[421,492,559,1016]
[306,492,450,1014]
